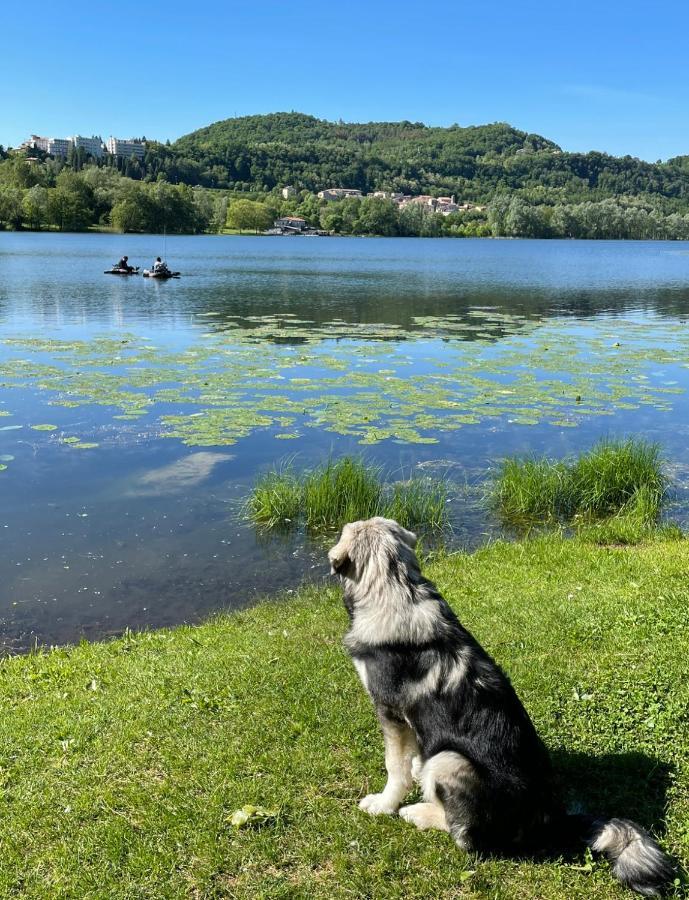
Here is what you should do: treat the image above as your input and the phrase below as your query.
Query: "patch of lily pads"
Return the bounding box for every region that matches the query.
[0,312,687,452]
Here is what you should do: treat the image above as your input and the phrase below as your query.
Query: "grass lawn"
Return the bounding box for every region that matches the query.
[0,534,688,898]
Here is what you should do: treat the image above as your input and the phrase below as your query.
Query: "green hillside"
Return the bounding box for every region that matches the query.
[144,111,689,208]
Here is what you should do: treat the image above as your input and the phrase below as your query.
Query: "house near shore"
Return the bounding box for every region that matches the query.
[272,216,307,233]
[267,216,331,236]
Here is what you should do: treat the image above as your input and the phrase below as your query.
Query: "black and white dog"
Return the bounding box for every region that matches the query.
[328,517,673,897]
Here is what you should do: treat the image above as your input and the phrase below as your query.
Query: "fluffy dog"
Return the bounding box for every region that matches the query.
[328,517,673,897]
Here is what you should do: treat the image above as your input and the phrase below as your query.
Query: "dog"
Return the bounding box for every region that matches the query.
[328,517,673,897]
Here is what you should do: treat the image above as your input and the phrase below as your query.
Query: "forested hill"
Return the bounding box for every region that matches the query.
[155,111,689,207]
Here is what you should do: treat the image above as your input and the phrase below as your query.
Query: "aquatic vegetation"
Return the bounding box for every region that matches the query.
[247,465,305,529]
[302,458,384,530]
[0,314,688,460]
[383,477,449,532]
[566,439,666,519]
[494,438,667,527]
[247,457,449,534]
[493,457,568,525]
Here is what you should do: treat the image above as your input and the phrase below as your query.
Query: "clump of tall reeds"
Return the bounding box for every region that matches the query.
[247,457,449,534]
[494,439,667,532]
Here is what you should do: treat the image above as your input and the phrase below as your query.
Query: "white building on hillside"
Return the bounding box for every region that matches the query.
[72,135,104,157]
[317,188,363,201]
[106,137,146,159]
[22,135,71,157]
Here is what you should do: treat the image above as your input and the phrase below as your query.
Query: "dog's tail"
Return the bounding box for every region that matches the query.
[558,814,673,897]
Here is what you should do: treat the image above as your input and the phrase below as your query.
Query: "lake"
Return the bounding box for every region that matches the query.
[2,232,689,651]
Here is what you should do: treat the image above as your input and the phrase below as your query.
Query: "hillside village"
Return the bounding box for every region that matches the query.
[270,186,486,234]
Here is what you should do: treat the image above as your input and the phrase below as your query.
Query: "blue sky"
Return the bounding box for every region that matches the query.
[1,0,687,161]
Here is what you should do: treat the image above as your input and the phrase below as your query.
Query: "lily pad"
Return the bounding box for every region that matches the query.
[30,424,58,431]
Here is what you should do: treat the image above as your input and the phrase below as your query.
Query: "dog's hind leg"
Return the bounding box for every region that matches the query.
[402,750,479,848]
[359,710,418,816]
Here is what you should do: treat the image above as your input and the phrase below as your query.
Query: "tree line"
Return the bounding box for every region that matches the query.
[3,145,689,240]
[227,193,689,241]
[0,155,226,233]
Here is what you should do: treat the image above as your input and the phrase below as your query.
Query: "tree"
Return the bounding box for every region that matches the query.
[22,185,49,229]
[226,199,273,233]
[354,197,399,236]
[38,172,92,231]
[110,195,151,232]
[0,186,24,229]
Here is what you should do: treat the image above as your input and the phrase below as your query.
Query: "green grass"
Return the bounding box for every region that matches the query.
[248,457,449,534]
[494,456,568,524]
[245,464,303,529]
[0,533,687,898]
[302,457,383,529]
[494,439,667,529]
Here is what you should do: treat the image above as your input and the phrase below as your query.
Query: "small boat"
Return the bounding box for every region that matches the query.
[104,266,140,275]
[143,269,181,279]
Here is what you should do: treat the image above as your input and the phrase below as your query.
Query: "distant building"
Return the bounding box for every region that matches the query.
[274,216,307,233]
[21,135,71,157]
[72,135,104,157]
[106,137,146,159]
[399,195,435,210]
[370,191,405,201]
[48,138,71,156]
[281,186,297,199]
[317,188,363,201]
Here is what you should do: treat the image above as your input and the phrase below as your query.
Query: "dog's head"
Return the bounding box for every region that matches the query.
[328,517,419,585]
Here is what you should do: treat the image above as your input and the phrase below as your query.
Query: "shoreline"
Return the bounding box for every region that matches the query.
[3,228,689,242]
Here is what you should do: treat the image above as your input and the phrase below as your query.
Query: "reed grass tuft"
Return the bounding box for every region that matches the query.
[248,457,449,534]
[494,438,667,529]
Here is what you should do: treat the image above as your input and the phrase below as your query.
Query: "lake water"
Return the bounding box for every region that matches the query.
[2,233,689,651]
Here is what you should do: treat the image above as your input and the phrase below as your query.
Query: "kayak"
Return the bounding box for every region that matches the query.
[143,269,181,279]
[104,267,140,275]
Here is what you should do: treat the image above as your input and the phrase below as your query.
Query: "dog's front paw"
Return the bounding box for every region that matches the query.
[359,792,399,815]
[399,802,449,832]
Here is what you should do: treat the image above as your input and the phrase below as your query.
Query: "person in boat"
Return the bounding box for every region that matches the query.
[152,256,170,275]
[117,255,133,272]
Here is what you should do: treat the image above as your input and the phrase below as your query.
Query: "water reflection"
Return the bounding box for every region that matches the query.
[1,234,689,651]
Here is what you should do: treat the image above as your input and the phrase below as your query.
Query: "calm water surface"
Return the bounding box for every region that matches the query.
[2,233,689,650]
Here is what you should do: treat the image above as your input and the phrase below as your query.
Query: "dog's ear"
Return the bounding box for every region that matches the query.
[329,525,354,575]
[328,547,350,575]
[398,525,417,550]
